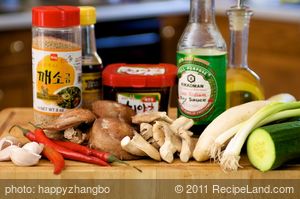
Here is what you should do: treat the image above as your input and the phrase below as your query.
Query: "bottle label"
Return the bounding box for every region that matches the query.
[177,51,226,125]
[32,48,82,115]
[117,93,160,113]
[82,72,101,93]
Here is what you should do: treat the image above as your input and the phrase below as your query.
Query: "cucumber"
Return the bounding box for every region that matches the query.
[247,121,300,172]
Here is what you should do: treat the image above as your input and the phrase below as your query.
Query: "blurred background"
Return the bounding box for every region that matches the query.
[0,0,300,109]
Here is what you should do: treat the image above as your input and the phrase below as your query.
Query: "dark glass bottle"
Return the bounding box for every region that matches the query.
[80,6,103,109]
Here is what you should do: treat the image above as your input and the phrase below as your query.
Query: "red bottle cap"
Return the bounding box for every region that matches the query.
[32,6,80,28]
[103,63,177,88]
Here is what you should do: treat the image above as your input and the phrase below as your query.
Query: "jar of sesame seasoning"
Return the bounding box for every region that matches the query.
[32,6,82,124]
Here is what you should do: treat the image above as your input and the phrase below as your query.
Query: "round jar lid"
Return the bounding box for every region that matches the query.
[103,63,177,88]
[32,6,80,28]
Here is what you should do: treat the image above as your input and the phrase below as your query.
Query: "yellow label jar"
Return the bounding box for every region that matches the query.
[32,6,82,124]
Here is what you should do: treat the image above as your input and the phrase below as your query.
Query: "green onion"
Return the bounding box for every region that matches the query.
[210,108,300,161]
[219,101,300,171]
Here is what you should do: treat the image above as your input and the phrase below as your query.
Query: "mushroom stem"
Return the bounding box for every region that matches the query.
[152,121,165,147]
[121,132,161,161]
[170,116,194,133]
[177,129,194,162]
[121,136,147,157]
[140,123,153,140]
[159,122,182,163]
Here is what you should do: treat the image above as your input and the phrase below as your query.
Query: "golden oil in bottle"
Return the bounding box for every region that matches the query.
[226,67,264,108]
[226,5,264,109]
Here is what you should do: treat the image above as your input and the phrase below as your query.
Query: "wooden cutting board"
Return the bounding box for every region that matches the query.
[0,108,299,180]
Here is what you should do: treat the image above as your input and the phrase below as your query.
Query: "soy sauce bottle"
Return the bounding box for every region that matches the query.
[79,6,103,109]
[177,0,227,134]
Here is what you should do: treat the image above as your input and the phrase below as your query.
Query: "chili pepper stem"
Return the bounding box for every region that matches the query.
[28,122,40,129]
[109,156,142,173]
[9,125,30,136]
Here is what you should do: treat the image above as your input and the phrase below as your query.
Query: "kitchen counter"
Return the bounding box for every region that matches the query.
[1,108,300,198]
[0,105,300,179]
[1,107,300,180]
[0,0,300,31]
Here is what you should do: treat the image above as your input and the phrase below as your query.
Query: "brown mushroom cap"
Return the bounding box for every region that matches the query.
[89,117,139,160]
[92,100,136,123]
[42,108,96,131]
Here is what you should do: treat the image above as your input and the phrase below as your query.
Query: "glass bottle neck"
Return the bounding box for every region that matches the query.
[81,24,97,55]
[189,0,215,23]
[228,8,252,68]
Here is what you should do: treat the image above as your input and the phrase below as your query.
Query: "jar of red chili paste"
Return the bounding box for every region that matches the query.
[103,63,177,113]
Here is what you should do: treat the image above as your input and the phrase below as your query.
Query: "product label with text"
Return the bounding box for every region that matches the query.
[32,48,82,114]
[117,93,160,113]
[177,51,226,125]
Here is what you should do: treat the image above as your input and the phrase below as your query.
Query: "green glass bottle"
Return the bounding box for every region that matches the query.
[177,0,227,134]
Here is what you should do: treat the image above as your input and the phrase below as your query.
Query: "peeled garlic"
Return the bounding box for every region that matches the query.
[0,139,43,166]
[22,142,44,154]
[0,145,19,161]
[10,147,41,166]
[0,136,21,150]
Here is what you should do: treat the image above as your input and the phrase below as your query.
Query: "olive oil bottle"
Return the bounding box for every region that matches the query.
[177,0,227,133]
[226,4,264,109]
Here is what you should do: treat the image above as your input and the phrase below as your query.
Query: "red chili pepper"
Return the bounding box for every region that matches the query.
[52,140,110,161]
[33,128,110,167]
[53,140,142,172]
[10,125,36,142]
[42,145,65,174]
[9,125,65,175]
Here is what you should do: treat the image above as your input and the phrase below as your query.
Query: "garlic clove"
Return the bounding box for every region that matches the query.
[22,142,44,155]
[0,145,20,161]
[10,147,41,166]
[0,136,22,150]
